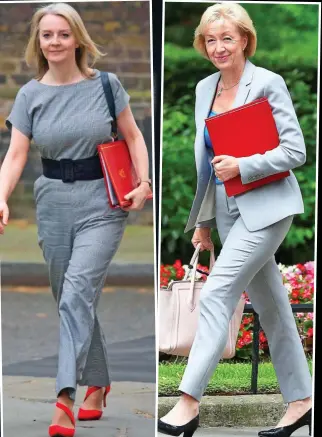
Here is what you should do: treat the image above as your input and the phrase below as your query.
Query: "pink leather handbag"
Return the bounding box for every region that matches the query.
[159,243,246,358]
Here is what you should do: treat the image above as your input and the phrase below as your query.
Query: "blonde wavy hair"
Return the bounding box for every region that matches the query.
[193,3,257,60]
[25,3,104,80]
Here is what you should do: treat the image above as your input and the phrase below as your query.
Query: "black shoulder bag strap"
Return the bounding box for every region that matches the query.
[100,71,118,140]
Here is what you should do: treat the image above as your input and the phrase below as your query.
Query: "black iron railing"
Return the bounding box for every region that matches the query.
[245,303,314,393]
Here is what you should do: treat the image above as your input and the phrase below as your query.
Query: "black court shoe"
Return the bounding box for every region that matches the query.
[258,408,312,436]
[158,415,199,437]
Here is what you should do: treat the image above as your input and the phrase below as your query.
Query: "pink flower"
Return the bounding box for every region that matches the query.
[305,274,314,282]
[303,290,313,300]
[285,272,296,281]
[304,261,314,273]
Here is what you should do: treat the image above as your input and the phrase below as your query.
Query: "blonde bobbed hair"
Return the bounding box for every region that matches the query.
[25,3,104,80]
[193,3,257,60]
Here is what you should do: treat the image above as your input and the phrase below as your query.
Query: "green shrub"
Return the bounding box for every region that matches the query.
[164,3,319,57]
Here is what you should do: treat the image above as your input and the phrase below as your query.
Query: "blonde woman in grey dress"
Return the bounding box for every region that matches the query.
[0,4,151,436]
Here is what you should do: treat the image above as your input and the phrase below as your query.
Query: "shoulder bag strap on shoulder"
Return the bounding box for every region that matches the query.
[100,71,118,140]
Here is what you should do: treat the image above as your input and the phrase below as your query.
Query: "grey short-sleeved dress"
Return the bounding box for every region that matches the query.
[6,69,130,400]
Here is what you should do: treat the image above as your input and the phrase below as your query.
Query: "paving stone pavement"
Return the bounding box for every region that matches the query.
[3,376,156,437]
[1,287,156,437]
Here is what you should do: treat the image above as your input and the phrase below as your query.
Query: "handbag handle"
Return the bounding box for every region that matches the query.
[100,72,118,140]
[184,243,215,280]
[183,243,201,281]
[185,243,216,310]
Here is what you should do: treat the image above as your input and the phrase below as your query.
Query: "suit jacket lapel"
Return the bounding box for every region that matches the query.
[201,72,221,123]
[233,59,256,109]
[198,59,256,119]
[195,72,220,176]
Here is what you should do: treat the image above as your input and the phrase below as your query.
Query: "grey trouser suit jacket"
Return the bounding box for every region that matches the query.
[185,59,306,233]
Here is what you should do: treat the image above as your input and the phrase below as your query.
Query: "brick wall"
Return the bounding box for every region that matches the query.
[0,1,153,223]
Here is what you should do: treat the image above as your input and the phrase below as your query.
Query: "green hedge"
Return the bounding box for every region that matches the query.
[164,43,318,104]
[164,3,319,56]
[161,43,317,265]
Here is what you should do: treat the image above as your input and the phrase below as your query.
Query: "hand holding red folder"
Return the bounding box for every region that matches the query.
[205,97,290,197]
[123,183,152,211]
[212,155,240,182]
[97,140,153,209]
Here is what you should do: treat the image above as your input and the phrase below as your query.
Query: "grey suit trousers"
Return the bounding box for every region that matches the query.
[179,184,312,403]
[34,176,128,400]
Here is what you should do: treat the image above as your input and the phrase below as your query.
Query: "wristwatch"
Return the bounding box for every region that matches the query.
[137,178,152,189]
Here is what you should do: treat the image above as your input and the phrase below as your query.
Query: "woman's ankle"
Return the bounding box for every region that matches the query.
[180,393,199,411]
[58,390,74,408]
[287,397,311,411]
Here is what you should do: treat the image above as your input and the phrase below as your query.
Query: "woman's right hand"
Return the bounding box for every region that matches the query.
[191,227,214,252]
[0,200,9,235]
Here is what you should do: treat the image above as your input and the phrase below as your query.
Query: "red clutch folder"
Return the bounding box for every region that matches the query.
[205,97,290,197]
[97,140,153,208]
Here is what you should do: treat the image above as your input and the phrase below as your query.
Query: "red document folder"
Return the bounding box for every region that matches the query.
[205,97,290,197]
[97,140,153,208]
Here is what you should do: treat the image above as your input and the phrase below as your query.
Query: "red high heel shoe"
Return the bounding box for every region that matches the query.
[48,402,75,437]
[77,385,110,421]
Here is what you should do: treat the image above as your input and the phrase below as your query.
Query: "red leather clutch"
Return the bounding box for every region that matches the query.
[205,97,290,197]
[97,140,153,208]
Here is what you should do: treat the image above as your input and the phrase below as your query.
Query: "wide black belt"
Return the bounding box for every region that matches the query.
[41,155,103,183]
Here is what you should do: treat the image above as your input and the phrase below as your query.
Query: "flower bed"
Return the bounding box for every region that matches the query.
[160,260,314,359]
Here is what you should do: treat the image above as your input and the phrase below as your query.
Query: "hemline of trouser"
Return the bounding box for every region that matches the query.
[56,376,111,401]
[283,387,313,404]
[178,382,203,403]
[56,383,77,401]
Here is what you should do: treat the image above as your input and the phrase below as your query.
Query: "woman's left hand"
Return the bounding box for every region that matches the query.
[211,155,240,182]
[122,183,150,211]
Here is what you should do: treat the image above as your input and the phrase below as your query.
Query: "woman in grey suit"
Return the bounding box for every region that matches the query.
[0,3,151,436]
[158,4,312,437]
